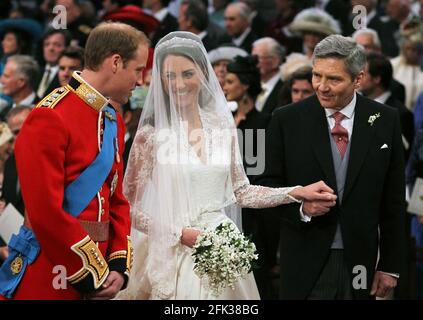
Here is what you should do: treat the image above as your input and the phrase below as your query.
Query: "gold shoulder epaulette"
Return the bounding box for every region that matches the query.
[36,87,70,109]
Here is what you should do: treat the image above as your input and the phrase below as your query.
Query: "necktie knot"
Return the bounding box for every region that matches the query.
[331,112,348,159]
[332,111,345,124]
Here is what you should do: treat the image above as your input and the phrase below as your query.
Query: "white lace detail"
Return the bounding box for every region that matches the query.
[123,125,155,234]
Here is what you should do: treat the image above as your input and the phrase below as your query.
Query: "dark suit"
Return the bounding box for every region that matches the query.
[151,13,178,47]
[234,30,258,54]
[259,94,407,299]
[36,68,61,100]
[0,153,24,247]
[368,15,400,58]
[238,109,274,299]
[390,79,406,105]
[261,79,284,115]
[385,94,414,161]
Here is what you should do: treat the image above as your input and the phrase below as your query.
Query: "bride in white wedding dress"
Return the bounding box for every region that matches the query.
[118,32,336,300]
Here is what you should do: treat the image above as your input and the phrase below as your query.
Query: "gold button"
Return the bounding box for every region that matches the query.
[101,209,105,215]
[100,197,105,203]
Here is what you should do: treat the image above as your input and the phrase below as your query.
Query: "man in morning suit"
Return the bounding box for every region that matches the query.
[258,35,407,299]
[0,22,149,299]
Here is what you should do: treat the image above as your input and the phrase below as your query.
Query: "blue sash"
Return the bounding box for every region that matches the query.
[0,106,117,298]
[63,105,117,217]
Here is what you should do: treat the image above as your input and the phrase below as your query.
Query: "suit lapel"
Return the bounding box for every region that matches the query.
[262,80,283,114]
[305,96,337,189]
[343,95,375,201]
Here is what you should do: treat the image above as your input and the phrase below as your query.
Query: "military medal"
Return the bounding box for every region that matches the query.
[11,255,23,274]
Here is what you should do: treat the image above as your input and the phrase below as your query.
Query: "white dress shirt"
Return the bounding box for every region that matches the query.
[255,73,281,112]
[232,27,251,47]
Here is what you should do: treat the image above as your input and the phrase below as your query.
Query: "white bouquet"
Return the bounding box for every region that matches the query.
[191,222,258,296]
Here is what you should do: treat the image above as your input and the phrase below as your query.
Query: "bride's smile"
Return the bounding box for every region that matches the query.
[162,54,202,110]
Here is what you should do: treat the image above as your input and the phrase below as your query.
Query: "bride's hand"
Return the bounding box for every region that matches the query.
[181,227,201,248]
[289,180,337,202]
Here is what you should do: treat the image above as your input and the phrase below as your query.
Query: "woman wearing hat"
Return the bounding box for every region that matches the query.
[208,45,248,89]
[287,8,341,60]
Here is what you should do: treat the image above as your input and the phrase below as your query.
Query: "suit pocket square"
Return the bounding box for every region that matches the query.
[380,144,388,149]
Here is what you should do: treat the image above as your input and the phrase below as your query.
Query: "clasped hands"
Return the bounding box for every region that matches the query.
[289,181,337,217]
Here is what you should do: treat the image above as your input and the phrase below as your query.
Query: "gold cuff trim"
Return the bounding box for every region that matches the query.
[70,236,109,289]
[127,236,133,274]
[108,250,126,262]
[67,268,90,284]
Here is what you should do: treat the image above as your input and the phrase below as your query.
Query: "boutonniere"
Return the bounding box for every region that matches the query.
[368,113,381,126]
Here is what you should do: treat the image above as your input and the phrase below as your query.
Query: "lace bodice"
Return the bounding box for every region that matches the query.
[124,125,301,237]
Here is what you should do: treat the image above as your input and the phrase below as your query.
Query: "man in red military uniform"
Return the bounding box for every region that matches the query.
[0,22,149,299]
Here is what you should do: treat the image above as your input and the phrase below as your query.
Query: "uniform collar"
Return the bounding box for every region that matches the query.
[66,71,109,112]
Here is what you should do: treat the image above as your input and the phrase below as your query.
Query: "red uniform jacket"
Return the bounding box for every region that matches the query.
[3,74,132,299]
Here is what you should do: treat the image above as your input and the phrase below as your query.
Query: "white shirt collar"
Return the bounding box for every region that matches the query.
[233,27,251,47]
[197,30,207,40]
[324,92,357,119]
[262,73,280,92]
[366,9,377,25]
[154,7,168,22]
[315,0,330,9]
[374,91,391,104]
[13,91,36,108]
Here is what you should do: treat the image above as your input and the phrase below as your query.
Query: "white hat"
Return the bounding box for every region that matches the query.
[288,8,341,37]
[208,46,248,65]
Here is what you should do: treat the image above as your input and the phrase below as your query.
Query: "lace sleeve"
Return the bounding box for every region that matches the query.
[231,138,302,208]
[123,125,155,234]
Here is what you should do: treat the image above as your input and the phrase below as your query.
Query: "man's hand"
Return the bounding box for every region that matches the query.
[87,271,125,300]
[181,228,201,248]
[0,246,9,260]
[290,181,337,217]
[302,199,335,217]
[370,271,397,298]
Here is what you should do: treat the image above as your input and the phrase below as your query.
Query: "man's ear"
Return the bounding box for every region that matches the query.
[110,54,122,73]
[354,70,365,89]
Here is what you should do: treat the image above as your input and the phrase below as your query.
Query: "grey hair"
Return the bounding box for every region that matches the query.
[351,28,381,49]
[7,55,40,90]
[252,37,286,64]
[227,2,252,23]
[313,34,366,78]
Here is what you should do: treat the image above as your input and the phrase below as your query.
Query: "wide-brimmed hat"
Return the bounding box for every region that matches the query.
[0,18,43,40]
[102,5,160,36]
[400,17,423,44]
[208,45,248,65]
[288,8,341,37]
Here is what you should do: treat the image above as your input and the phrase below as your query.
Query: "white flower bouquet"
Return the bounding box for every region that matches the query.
[191,222,258,296]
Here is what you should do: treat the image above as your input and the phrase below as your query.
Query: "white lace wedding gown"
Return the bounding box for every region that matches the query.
[118,125,300,300]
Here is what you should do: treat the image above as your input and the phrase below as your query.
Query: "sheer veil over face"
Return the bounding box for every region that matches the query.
[123,32,244,299]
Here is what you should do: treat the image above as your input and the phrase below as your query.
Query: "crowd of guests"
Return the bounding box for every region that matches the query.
[0,0,423,299]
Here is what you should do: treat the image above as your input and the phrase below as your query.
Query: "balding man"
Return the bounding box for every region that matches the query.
[352,28,405,104]
[224,2,258,53]
[252,37,285,114]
